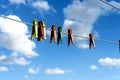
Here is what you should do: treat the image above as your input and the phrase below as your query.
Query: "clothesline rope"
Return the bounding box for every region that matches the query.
[100,0,120,10]
[0,15,119,45]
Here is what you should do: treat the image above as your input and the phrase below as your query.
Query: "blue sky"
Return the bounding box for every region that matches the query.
[0,0,120,80]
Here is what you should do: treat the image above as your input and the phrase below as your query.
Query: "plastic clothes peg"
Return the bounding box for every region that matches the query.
[57,26,63,44]
[68,29,74,46]
[43,21,46,40]
[89,34,96,49]
[50,24,57,43]
[31,19,38,40]
[37,21,44,41]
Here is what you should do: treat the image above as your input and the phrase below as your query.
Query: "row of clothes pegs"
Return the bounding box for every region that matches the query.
[31,19,96,49]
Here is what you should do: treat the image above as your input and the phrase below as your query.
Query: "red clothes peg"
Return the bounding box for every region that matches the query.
[37,21,46,41]
[50,24,57,43]
[37,21,44,41]
[89,34,96,49]
[68,29,74,46]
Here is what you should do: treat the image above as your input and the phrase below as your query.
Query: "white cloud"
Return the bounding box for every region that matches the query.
[99,57,120,68]
[0,53,30,66]
[63,0,120,49]
[0,5,7,9]
[110,1,120,9]
[45,67,73,75]
[109,1,120,14]
[28,68,39,74]
[11,56,30,65]
[0,66,8,72]
[90,65,98,70]
[24,75,29,79]
[0,15,38,57]
[32,0,50,11]
[0,55,7,60]
[31,0,56,15]
[8,0,26,5]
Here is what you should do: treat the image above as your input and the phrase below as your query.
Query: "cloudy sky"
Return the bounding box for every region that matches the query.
[0,0,120,80]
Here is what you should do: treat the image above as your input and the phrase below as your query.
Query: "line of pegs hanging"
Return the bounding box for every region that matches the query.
[89,34,96,49]
[37,21,46,42]
[50,24,57,43]
[31,19,38,40]
[68,29,74,46]
[57,26,63,45]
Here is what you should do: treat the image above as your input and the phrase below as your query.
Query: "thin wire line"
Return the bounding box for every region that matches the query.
[0,15,119,45]
[100,0,120,10]
[0,15,33,26]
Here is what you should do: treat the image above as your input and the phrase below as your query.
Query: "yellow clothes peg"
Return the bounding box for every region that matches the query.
[31,19,38,40]
[43,21,46,40]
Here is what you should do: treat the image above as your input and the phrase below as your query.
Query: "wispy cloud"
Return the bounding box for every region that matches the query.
[45,67,73,75]
[30,0,56,15]
[0,15,38,57]
[0,66,8,72]
[5,0,55,16]
[0,52,30,66]
[8,0,26,5]
[28,67,39,74]
[24,75,29,79]
[0,55,7,60]
[99,57,120,68]
[63,0,120,49]
[0,5,7,9]
[90,65,98,70]
[31,0,50,11]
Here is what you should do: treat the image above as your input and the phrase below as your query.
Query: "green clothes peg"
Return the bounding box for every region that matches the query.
[57,27,63,44]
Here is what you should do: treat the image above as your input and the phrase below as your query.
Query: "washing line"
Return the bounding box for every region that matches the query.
[100,0,120,10]
[0,15,119,45]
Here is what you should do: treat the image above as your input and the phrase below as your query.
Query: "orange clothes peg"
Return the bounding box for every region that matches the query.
[50,24,57,43]
[68,29,74,46]
[89,34,96,49]
[31,19,38,40]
